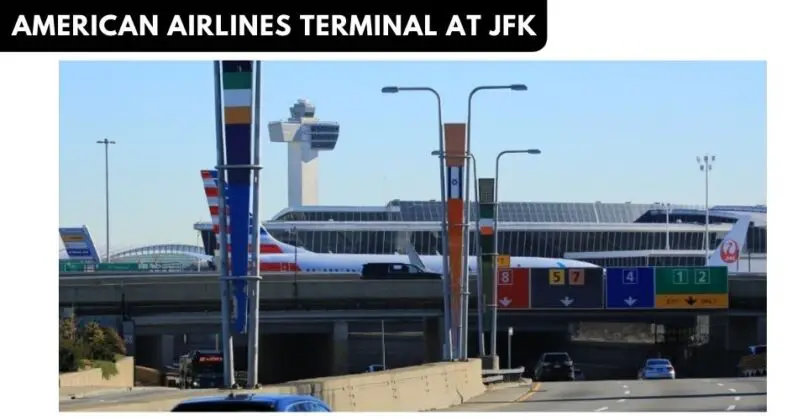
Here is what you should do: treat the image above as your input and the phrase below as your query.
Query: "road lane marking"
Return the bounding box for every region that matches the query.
[717,383,724,387]
[617,399,626,403]
[729,388,737,393]
[726,405,736,411]
[734,396,741,401]
[516,382,542,402]
[624,390,631,395]
[595,406,609,412]
[623,385,629,388]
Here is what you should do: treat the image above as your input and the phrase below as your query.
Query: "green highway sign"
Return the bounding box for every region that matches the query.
[654,266,729,295]
[97,263,141,271]
[59,262,86,272]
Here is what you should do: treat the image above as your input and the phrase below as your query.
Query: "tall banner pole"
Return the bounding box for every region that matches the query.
[476,177,496,358]
[212,61,235,387]
[246,61,263,388]
[444,123,466,359]
[219,61,256,337]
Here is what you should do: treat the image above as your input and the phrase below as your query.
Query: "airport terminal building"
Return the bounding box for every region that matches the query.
[193,201,767,270]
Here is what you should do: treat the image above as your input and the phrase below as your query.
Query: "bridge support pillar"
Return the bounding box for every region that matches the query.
[331,320,349,375]
[757,316,767,344]
[159,334,175,368]
[423,316,443,363]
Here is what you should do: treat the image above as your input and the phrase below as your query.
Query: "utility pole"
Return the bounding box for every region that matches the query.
[96,138,116,262]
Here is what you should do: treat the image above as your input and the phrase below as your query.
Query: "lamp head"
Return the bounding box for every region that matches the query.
[510,84,528,91]
[381,86,399,94]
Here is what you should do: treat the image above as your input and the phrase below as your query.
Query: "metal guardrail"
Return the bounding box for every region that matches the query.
[482,368,525,376]
[481,367,525,384]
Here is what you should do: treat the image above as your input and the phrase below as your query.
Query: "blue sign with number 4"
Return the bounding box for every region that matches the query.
[605,267,655,309]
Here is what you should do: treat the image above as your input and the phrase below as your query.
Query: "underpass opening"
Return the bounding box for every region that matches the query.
[260,333,331,384]
[494,330,572,376]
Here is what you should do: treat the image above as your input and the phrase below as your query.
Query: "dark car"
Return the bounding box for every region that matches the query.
[172,393,332,412]
[533,352,575,381]
[360,263,441,280]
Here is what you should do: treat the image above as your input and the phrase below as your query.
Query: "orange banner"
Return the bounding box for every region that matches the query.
[444,123,466,342]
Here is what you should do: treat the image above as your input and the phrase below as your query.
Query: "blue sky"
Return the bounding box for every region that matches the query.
[59,61,766,249]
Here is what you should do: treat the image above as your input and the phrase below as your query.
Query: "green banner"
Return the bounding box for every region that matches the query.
[655,266,729,295]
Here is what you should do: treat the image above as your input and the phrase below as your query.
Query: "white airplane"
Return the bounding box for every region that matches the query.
[200,169,600,273]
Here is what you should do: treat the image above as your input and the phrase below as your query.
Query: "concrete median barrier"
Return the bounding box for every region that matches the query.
[72,359,486,412]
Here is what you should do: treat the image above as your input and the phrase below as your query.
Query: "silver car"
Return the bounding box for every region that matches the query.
[638,358,675,380]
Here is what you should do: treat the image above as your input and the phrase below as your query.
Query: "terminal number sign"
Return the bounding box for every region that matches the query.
[654,266,729,309]
[497,268,531,310]
[549,269,585,286]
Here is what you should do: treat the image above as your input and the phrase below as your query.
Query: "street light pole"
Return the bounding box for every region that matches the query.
[492,149,541,357]
[696,154,716,258]
[464,84,526,359]
[382,86,453,361]
[96,138,116,263]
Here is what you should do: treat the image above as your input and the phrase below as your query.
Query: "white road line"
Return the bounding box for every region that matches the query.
[726,405,736,411]
[717,383,724,387]
[595,406,609,412]
[729,388,737,393]
[617,399,626,403]
[623,385,629,389]
[734,396,741,401]
[624,390,631,395]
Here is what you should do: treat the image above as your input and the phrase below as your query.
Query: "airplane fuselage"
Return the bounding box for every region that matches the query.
[255,252,599,273]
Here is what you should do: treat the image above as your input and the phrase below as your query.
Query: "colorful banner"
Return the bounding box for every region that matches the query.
[444,123,466,352]
[59,226,100,263]
[220,60,255,334]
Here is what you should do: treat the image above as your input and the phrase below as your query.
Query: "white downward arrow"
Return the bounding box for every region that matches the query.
[561,296,574,307]
[624,296,637,306]
[499,297,512,307]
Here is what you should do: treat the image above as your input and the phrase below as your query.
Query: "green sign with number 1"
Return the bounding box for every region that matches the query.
[654,266,728,295]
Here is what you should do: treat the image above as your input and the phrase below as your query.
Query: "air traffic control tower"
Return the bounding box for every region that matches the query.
[268,99,340,207]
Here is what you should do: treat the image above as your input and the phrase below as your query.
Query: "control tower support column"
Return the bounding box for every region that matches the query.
[268,99,341,208]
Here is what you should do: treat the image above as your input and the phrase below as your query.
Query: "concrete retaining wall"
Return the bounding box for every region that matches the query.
[60,357,135,389]
[76,359,485,412]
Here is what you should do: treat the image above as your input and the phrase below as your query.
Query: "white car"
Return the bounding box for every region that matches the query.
[638,358,676,380]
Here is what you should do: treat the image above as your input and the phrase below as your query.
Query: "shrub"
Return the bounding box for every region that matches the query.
[59,338,86,373]
[59,318,128,374]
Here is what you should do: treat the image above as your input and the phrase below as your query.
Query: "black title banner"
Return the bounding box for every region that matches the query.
[2,8,547,52]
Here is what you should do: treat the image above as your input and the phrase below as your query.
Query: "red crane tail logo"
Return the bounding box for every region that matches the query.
[719,239,740,263]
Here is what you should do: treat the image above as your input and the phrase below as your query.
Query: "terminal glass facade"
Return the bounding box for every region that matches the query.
[267,228,727,258]
[198,200,767,259]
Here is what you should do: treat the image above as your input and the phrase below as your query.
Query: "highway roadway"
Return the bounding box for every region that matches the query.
[448,377,766,412]
[59,387,205,411]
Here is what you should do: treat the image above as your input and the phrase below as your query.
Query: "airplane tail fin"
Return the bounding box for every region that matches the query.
[706,213,752,270]
[200,169,310,255]
[402,239,427,271]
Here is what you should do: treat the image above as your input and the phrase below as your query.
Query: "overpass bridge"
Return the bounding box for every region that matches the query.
[60,271,765,311]
[59,272,765,384]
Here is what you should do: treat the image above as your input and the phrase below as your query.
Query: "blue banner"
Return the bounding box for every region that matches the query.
[59,226,101,263]
[220,61,255,334]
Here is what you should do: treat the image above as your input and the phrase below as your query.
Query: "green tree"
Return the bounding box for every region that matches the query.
[101,326,127,356]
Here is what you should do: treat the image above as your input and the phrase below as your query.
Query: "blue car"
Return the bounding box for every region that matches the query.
[171,393,333,412]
